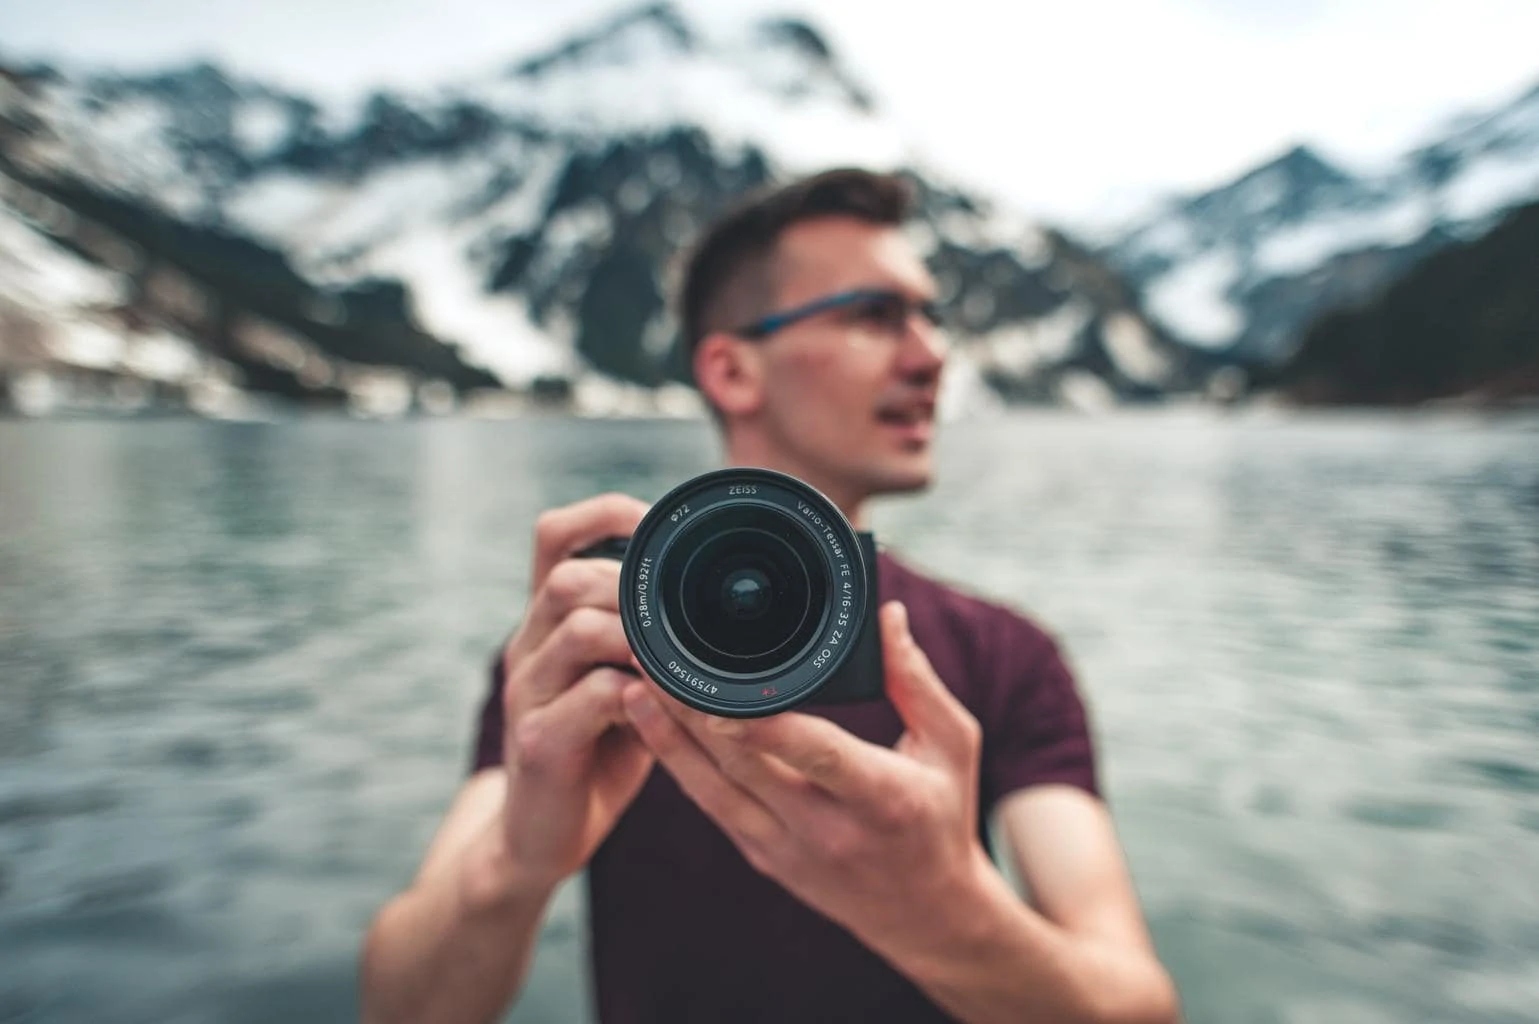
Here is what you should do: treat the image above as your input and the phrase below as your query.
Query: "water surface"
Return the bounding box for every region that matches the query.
[1,412,1536,1023]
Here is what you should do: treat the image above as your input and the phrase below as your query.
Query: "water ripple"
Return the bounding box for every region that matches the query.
[1,413,1536,1023]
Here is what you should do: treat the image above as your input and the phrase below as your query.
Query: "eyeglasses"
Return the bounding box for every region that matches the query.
[734,288,945,342]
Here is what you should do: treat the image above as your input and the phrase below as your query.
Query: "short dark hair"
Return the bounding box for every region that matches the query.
[676,168,915,358]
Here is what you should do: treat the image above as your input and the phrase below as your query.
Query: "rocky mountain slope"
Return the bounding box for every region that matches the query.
[1272,198,1539,405]
[0,3,1198,417]
[1106,80,1539,366]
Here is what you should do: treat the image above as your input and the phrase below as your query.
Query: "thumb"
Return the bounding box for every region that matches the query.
[880,601,978,765]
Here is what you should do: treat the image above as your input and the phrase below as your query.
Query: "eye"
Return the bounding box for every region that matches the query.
[850,293,908,332]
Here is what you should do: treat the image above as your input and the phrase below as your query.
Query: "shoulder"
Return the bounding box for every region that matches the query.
[879,552,1100,800]
[876,549,1067,693]
[877,549,1060,660]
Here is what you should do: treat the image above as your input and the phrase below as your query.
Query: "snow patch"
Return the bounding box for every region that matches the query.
[225,173,342,242]
[467,145,566,238]
[1144,249,1243,348]
[228,157,507,270]
[48,318,124,369]
[233,98,292,156]
[362,228,569,383]
[122,329,203,381]
[0,202,125,312]
[466,25,904,175]
[1127,214,1195,261]
[1439,156,1539,224]
[544,201,613,255]
[1238,168,1288,215]
[978,300,1090,375]
[40,87,197,209]
[1253,197,1434,276]
[1102,313,1173,387]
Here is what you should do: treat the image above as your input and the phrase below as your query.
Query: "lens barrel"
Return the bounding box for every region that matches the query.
[618,468,872,717]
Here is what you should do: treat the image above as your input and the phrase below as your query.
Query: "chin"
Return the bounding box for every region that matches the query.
[863,457,934,497]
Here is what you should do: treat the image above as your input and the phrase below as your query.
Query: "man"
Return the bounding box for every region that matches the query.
[361,169,1179,1024]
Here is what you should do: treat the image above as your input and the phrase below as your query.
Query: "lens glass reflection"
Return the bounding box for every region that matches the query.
[664,510,827,676]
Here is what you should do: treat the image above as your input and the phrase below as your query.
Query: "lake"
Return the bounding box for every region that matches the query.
[1,411,1537,1023]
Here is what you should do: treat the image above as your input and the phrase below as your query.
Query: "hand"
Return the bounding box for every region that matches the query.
[621,601,991,959]
[493,494,656,895]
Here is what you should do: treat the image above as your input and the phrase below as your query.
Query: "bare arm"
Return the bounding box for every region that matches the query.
[361,772,555,1024]
[879,785,1179,1024]
[358,494,654,1024]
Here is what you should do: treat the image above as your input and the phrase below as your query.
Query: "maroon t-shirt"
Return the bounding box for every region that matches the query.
[472,551,1099,1024]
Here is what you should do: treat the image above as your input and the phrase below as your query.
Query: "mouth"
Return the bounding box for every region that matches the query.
[875,399,936,446]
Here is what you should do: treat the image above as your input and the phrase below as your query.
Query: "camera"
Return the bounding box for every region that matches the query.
[579,467,884,718]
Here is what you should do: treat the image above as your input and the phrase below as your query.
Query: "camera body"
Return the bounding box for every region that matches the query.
[580,468,885,717]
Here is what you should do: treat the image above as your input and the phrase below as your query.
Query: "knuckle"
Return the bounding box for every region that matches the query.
[818,822,864,866]
[533,509,563,550]
[597,491,647,521]
[542,559,591,612]
[586,669,630,713]
[562,606,614,648]
[502,657,531,713]
[803,747,843,786]
[587,665,627,694]
[511,712,554,774]
[877,788,924,831]
[714,747,755,783]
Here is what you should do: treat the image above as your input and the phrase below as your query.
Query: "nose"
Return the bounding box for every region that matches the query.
[895,315,947,376]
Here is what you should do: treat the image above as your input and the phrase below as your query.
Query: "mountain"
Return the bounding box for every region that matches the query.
[1271,198,1539,405]
[0,3,1196,418]
[1105,80,1539,366]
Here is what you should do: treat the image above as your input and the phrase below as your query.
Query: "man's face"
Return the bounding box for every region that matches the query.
[745,216,947,508]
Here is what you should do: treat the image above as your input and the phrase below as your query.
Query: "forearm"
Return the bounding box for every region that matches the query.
[872,849,1179,1024]
[360,826,557,1024]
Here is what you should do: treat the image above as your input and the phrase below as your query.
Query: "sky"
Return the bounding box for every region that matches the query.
[2,0,1537,229]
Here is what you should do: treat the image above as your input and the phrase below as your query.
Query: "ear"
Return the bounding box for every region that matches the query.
[693,332,764,420]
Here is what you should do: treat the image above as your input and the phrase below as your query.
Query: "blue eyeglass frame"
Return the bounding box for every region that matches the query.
[734,288,943,340]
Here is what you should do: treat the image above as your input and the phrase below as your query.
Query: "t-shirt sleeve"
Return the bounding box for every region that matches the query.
[979,612,1101,810]
[470,652,507,774]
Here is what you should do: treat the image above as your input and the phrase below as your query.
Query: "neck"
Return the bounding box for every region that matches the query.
[723,437,869,529]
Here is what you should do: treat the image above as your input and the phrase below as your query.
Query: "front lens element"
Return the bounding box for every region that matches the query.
[721,566,773,621]
[664,512,827,677]
[618,467,871,717]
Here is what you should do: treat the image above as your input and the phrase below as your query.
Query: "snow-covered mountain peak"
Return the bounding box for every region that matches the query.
[508,3,700,79]
[461,3,895,170]
[2,7,1199,414]
[1107,76,1539,359]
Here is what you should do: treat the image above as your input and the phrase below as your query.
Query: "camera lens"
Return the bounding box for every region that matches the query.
[722,567,771,620]
[665,513,826,676]
[618,468,872,717]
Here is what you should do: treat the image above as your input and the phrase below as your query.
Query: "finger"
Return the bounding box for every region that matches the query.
[729,708,907,807]
[644,697,826,820]
[514,556,621,656]
[881,601,980,767]
[511,606,633,709]
[623,684,783,852]
[508,667,634,784]
[531,493,650,590]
